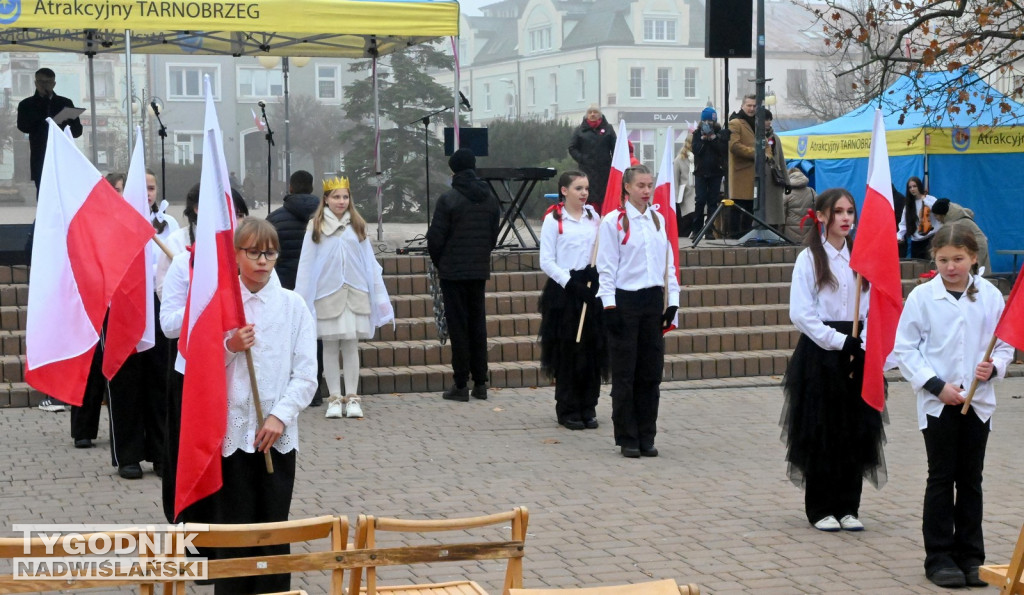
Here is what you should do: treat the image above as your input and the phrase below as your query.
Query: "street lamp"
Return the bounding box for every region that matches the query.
[500,78,518,119]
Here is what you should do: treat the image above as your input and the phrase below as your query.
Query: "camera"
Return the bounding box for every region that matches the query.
[700,121,713,136]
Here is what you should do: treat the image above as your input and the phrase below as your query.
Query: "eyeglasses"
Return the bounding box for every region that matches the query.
[241,248,279,261]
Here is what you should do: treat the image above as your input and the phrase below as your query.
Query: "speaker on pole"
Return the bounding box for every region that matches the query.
[705,0,753,58]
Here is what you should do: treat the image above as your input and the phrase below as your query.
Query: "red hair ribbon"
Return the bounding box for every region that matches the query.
[616,206,630,244]
[799,208,819,233]
[545,202,564,234]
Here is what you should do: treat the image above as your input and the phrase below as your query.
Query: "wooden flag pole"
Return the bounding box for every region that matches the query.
[152,235,175,260]
[961,335,998,415]
[575,237,601,343]
[852,273,863,338]
[244,348,274,473]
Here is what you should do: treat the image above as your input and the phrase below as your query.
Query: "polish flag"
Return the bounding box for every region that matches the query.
[176,76,247,519]
[654,127,680,331]
[994,261,1024,350]
[600,120,631,217]
[102,127,155,379]
[251,108,266,132]
[24,119,154,405]
[849,109,903,412]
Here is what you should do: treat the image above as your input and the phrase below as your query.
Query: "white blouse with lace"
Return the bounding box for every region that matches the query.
[222,274,318,457]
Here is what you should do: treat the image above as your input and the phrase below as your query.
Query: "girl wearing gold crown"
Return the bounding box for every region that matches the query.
[295,177,395,419]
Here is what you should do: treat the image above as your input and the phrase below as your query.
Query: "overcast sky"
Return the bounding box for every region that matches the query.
[458,0,490,16]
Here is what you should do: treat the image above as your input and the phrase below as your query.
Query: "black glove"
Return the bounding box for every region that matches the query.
[661,306,678,331]
[842,335,864,356]
[566,269,590,298]
[582,264,600,285]
[784,185,792,195]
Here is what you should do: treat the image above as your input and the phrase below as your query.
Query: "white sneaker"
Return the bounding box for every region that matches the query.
[839,515,864,531]
[37,397,66,412]
[325,396,344,419]
[813,515,841,532]
[344,396,364,418]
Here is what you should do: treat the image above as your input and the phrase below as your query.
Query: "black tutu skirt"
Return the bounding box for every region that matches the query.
[538,277,608,382]
[780,321,888,489]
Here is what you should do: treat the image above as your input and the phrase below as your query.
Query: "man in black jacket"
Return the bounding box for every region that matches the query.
[17,67,84,193]
[267,169,324,406]
[426,149,501,401]
[690,106,730,240]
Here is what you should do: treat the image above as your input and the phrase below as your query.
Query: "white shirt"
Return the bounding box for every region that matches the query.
[896,194,941,242]
[894,274,1013,429]
[156,226,191,300]
[596,201,680,309]
[160,252,190,342]
[539,204,600,287]
[223,274,317,456]
[789,243,869,351]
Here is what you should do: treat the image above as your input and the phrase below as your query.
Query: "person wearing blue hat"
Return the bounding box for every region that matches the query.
[689,106,730,240]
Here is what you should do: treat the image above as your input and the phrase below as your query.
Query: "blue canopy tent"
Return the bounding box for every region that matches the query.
[779,72,1024,272]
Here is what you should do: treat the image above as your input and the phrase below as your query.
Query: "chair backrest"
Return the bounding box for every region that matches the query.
[349,506,529,595]
[510,579,699,595]
[0,528,155,594]
[169,515,347,595]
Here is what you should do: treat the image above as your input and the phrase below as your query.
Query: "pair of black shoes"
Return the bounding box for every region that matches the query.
[443,384,488,402]
[621,446,658,458]
[558,418,599,431]
[118,463,143,480]
[74,438,94,449]
[928,566,987,588]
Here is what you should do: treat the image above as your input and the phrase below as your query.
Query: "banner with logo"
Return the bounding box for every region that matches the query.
[780,126,1024,160]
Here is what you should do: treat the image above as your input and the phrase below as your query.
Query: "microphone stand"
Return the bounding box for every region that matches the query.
[260,103,275,216]
[407,106,451,226]
[151,104,168,204]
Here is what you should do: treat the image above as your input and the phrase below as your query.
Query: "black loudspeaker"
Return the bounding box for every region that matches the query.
[705,0,753,58]
[0,224,32,266]
[443,127,489,157]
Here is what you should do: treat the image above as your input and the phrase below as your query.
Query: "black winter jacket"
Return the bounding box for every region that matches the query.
[426,170,501,281]
[266,193,319,289]
[691,123,730,178]
[17,92,83,183]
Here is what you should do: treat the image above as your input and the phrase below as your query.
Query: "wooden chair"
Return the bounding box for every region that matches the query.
[169,515,348,595]
[348,506,529,595]
[980,522,1024,594]
[0,528,156,594]
[510,579,700,595]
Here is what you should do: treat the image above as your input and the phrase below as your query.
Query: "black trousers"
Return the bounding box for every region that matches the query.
[804,465,864,524]
[605,288,664,450]
[440,279,488,388]
[922,405,989,575]
[553,344,602,424]
[693,175,722,232]
[70,344,107,441]
[730,199,755,236]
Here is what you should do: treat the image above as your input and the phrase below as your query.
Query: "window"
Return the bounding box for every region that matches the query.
[787,69,808,99]
[643,18,677,42]
[168,65,220,100]
[316,64,340,101]
[237,67,283,99]
[550,73,558,103]
[736,68,756,98]
[529,27,552,52]
[13,59,39,97]
[684,67,698,98]
[173,131,202,165]
[527,76,536,106]
[630,67,643,98]
[484,83,492,111]
[576,69,586,100]
[86,60,115,100]
[657,67,671,98]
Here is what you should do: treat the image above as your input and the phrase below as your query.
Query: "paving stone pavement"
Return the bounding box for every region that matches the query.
[3,376,1024,594]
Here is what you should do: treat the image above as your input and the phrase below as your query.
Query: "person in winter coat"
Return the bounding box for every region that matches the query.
[783,167,816,244]
[568,105,617,210]
[728,95,758,233]
[267,170,320,291]
[931,198,990,273]
[427,149,502,401]
[673,133,697,238]
[690,106,730,240]
[763,110,789,230]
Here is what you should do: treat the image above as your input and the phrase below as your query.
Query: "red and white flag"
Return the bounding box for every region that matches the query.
[24,119,154,405]
[849,109,903,412]
[654,127,680,331]
[102,127,155,379]
[600,120,631,217]
[994,262,1024,350]
[176,76,246,519]
[251,108,266,132]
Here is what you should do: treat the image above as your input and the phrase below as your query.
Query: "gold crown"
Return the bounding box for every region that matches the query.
[322,176,350,192]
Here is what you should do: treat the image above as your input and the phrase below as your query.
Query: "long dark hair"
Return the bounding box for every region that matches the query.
[904,176,926,235]
[931,223,981,301]
[618,165,660,239]
[146,169,168,234]
[806,188,866,293]
[553,170,593,225]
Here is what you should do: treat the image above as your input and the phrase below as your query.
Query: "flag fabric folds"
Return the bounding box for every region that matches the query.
[102,127,155,379]
[600,120,631,217]
[175,76,247,519]
[849,109,903,412]
[24,119,154,406]
[994,262,1024,350]
[654,127,680,331]
[251,108,266,132]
